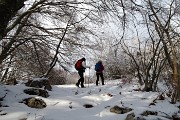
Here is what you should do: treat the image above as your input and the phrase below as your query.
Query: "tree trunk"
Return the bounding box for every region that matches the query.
[143,81,153,92]
[0,0,25,40]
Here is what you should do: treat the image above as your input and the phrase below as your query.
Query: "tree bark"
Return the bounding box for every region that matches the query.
[0,0,25,40]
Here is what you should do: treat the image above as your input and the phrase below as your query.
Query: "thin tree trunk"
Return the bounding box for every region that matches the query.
[1,56,13,82]
[165,30,178,103]
[43,20,70,78]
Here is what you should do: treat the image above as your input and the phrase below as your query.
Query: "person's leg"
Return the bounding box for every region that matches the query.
[100,73,104,85]
[76,70,83,87]
[78,70,85,88]
[76,75,80,87]
[81,76,85,88]
[96,73,100,86]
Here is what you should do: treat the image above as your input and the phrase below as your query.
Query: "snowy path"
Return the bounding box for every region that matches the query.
[0,80,179,120]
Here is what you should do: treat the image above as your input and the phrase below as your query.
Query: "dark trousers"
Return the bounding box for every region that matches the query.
[96,72,104,85]
[76,70,85,87]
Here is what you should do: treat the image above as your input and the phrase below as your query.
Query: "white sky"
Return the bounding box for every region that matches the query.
[0,79,179,120]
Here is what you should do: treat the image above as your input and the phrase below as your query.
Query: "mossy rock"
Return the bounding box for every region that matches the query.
[21,97,46,109]
[110,105,133,114]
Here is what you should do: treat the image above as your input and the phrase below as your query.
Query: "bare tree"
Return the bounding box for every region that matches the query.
[0,0,26,40]
[146,0,180,102]
[0,0,103,82]
[98,0,180,94]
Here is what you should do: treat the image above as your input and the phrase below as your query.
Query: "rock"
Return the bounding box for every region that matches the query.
[125,112,135,120]
[172,114,180,120]
[141,110,157,116]
[123,107,133,113]
[134,116,146,120]
[110,105,133,114]
[22,97,46,109]
[24,88,49,98]
[25,78,52,91]
[6,77,17,85]
[110,105,123,114]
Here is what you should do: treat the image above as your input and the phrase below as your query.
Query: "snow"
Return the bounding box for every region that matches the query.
[0,79,179,120]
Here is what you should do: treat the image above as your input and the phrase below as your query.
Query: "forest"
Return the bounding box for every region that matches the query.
[0,0,180,104]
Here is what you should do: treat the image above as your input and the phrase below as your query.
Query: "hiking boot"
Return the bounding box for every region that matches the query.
[81,85,86,88]
[96,81,99,86]
[76,83,80,88]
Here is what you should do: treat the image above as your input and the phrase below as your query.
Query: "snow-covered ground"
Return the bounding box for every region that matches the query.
[0,79,179,120]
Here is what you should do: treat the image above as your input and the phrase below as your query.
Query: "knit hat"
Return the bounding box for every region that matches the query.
[82,57,86,61]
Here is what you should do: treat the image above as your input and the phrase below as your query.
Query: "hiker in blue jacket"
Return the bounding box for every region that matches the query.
[95,60,104,86]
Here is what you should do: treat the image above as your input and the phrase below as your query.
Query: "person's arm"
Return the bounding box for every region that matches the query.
[82,61,90,68]
[101,64,104,71]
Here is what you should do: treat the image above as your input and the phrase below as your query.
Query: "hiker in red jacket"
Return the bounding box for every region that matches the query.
[75,57,90,88]
[95,60,104,86]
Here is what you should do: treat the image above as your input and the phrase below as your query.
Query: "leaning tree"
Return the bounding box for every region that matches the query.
[0,0,104,82]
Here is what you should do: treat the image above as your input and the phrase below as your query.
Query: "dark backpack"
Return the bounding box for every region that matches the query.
[75,59,83,70]
[95,62,101,71]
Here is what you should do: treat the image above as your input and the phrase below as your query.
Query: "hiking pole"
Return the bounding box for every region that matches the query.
[88,68,90,88]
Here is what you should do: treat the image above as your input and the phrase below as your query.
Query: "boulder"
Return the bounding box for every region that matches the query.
[25,78,52,91]
[110,105,133,114]
[24,88,49,98]
[125,112,135,120]
[141,110,157,116]
[22,97,46,109]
